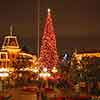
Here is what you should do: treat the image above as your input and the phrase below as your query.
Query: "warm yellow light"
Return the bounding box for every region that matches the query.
[0,68,9,72]
[19,68,23,71]
[0,73,9,77]
[48,8,51,13]
[52,67,58,73]
[47,72,51,77]
[39,73,42,77]
[6,48,21,53]
[7,68,14,73]
[76,53,100,58]
[39,71,51,79]
[77,65,82,70]
[19,68,30,71]
[32,67,39,73]
[43,68,47,72]
[24,68,29,71]
[0,68,14,74]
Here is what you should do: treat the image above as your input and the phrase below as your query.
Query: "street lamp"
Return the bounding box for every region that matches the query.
[39,68,51,79]
[32,67,39,73]
[39,68,51,88]
[31,67,39,80]
[51,67,58,79]
[51,67,58,73]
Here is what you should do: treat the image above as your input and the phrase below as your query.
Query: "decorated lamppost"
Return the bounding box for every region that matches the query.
[39,68,51,88]
[51,67,58,79]
[52,67,58,73]
[31,67,39,80]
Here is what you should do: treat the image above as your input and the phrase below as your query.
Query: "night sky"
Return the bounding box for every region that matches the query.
[0,0,99,54]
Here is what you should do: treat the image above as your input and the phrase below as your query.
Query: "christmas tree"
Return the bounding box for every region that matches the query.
[39,9,59,70]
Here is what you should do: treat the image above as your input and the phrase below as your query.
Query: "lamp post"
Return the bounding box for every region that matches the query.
[39,68,51,88]
[51,67,58,79]
[52,67,58,73]
[32,67,39,80]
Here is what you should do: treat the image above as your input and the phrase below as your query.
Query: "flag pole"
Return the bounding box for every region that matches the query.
[37,0,40,57]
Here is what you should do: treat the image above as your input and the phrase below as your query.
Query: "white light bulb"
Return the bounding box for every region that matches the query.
[48,8,51,13]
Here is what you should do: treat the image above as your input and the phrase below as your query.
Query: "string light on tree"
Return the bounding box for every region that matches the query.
[39,8,59,70]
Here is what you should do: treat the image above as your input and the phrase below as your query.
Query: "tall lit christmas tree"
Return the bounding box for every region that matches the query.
[39,9,59,70]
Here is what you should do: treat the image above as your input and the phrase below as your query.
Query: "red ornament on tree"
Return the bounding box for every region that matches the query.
[39,8,59,70]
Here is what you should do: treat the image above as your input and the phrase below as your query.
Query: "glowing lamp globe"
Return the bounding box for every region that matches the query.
[52,67,58,73]
[48,8,51,13]
[43,67,47,72]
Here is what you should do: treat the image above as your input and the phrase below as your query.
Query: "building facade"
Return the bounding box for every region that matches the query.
[0,26,37,70]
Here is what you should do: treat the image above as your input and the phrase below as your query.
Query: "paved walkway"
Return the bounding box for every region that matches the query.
[0,87,90,100]
[0,87,37,100]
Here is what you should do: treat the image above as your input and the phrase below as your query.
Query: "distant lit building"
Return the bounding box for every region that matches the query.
[72,49,100,62]
[0,26,37,69]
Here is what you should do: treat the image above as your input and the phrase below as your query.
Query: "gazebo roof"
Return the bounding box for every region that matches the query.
[2,25,20,52]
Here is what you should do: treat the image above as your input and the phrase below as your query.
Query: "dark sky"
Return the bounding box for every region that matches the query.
[0,0,99,54]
